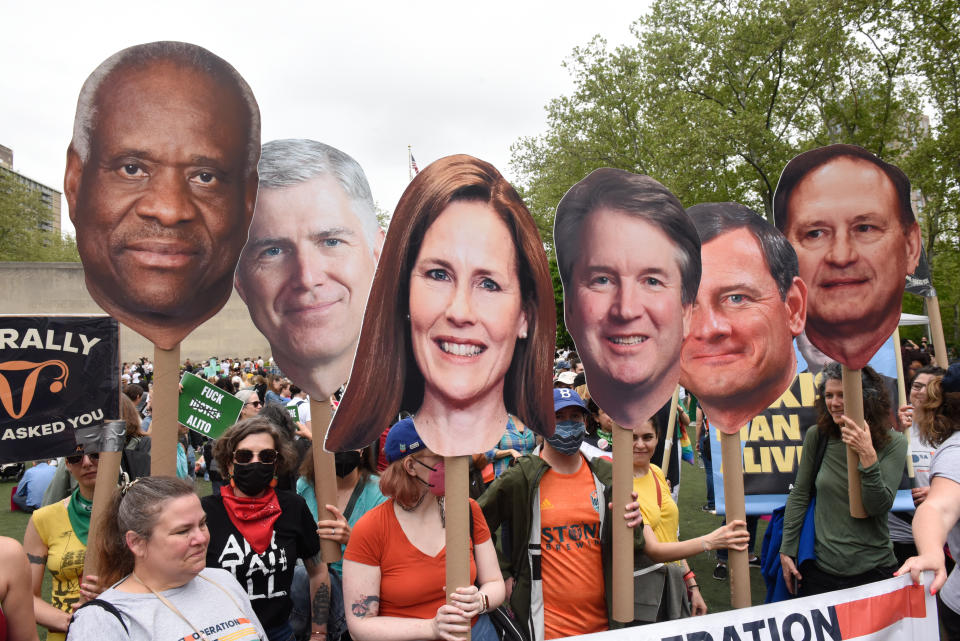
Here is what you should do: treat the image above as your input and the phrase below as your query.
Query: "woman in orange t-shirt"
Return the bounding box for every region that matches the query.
[343,419,505,641]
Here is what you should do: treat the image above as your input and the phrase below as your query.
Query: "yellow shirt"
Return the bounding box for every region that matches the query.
[632,464,680,545]
[32,499,86,641]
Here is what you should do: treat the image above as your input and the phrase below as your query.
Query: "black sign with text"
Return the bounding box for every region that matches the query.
[0,316,119,463]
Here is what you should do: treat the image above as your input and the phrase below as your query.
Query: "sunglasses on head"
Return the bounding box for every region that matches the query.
[65,451,100,465]
[233,448,278,465]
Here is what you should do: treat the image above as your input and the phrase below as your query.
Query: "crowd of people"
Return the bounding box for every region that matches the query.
[7,349,957,641]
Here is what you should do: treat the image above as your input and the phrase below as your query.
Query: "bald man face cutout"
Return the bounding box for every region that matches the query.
[66,48,259,349]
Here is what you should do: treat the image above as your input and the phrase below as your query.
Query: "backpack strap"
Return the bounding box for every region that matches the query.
[71,598,129,635]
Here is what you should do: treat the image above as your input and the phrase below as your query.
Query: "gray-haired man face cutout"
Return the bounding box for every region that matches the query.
[235,174,383,399]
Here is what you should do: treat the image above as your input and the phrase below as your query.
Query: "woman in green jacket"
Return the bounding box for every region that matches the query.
[780,363,907,596]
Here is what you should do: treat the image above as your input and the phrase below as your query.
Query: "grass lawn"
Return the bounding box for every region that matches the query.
[676,458,770,612]
[1,463,768,638]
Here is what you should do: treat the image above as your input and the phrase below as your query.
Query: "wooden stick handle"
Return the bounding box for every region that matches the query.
[926,296,949,369]
[310,398,341,563]
[444,455,470,640]
[720,432,751,609]
[150,343,181,476]
[612,425,634,622]
[83,450,122,578]
[841,366,867,518]
[661,387,680,470]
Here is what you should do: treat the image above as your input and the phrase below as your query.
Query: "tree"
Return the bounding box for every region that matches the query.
[549,256,575,350]
[0,169,79,262]
[898,0,960,347]
[511,0,919,233]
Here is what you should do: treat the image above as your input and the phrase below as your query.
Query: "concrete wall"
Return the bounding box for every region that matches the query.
[0,262,272,364]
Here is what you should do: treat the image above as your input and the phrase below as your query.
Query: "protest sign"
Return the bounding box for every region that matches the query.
[0,315,118,463]
[286,402,301,422]
[709,338,911,516]
[178,372,243,439]
[564,573,937,641]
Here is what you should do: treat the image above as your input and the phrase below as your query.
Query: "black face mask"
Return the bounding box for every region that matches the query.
[335,451,362,478]
[231,462,275,496]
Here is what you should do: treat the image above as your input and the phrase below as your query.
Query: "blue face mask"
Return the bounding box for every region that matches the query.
[546,420,586,455]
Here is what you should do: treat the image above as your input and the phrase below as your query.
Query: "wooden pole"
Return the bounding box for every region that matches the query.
[310,398,341,563]
[841,366,868,518]
[612,425,634,622]
[660,387,680,472]
[893,327,907,408]
[926,296,949,369]
[892,327,915,478]
[83,419,124,579]
[150,344,181,476]
[84,451,121,578]
[444,455,470,640]
[720,432,751,608]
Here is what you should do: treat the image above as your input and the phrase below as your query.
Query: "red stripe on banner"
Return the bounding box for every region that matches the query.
[835,583,927,638]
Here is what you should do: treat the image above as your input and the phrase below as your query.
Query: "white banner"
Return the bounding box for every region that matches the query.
[561,574,938,640]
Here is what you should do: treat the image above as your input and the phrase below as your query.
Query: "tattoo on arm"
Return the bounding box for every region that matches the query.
[27,553,47,565]
[350,594,380,618]
[311,583,330,625]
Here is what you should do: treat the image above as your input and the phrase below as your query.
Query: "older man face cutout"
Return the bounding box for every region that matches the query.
[65,47,258,350]
[235,141,383,399]
[680,204,806,433]
[776,147,921,370]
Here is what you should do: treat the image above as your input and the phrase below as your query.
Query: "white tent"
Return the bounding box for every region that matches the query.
[899,312,929,327]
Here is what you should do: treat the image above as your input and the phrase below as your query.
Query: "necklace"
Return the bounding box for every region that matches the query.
[398,490,428,512]
[131,572,254,641]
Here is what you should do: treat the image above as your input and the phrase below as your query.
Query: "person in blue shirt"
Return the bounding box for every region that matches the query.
[13,459,56,513]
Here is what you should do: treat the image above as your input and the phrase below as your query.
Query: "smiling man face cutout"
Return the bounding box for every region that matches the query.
[680,202,806,434]
[235,140,383,399]
[555,168,700,429]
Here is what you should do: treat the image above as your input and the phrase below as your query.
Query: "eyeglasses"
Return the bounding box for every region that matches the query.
[245,401,263,408]
[65,451,100,465]
[233,448,278,465]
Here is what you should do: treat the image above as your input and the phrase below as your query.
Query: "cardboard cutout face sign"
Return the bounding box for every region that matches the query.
[680,203,807,434]
[235,140,383,399]
[554,168,700,430]
[773,145,921,370]
[325,154,555,456]
[65,42,260,350]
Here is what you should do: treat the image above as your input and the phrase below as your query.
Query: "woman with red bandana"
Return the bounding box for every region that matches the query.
[202,417,327,641]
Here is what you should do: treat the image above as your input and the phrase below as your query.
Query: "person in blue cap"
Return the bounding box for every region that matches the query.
[479,388,748,640]
[342,418,505,641]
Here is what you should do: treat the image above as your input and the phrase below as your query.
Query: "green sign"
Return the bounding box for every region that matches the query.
[178,372,242,439]
[286,402,300,422]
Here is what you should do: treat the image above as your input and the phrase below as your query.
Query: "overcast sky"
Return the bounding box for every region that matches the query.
[1,1,650,236]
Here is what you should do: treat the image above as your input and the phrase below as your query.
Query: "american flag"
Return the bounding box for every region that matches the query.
[410,153,420,175]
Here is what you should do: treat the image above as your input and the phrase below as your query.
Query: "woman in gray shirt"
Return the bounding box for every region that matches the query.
[66,477,266,641]
[897,362,960,641]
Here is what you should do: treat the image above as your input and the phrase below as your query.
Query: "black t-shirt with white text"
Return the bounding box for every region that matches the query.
[202,490,321,630]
